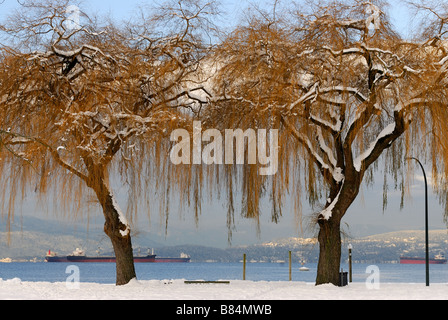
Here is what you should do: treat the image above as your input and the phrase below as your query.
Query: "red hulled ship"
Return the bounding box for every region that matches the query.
[399,252,447,264]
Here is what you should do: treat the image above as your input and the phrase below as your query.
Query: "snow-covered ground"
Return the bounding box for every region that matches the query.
[0,278,447,300]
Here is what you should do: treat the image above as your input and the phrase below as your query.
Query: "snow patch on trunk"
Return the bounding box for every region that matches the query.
[319,187,342,220]
[110,192,130,237]
[333,167,344,183]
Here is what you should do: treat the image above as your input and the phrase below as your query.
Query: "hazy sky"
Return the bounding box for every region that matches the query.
[0,0,446,249]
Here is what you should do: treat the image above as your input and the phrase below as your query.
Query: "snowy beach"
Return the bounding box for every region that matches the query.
[1,278,447,300]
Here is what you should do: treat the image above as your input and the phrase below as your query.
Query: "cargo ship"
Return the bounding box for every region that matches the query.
[399,252,447,264]
[45,248,190,263]
[152,253,191,263]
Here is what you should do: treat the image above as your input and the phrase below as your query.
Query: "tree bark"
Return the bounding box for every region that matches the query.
[102,193,136,286]
[316,216,342,285]
[315,180,360,286]
[108,231,136,286]
[88,168,136,286]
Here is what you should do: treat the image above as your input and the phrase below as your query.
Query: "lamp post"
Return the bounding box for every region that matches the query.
[407,157,429,286]
[348,244,353,283]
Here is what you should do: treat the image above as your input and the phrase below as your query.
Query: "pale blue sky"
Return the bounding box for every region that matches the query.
[0,0,414,35]
[0,1,446,248]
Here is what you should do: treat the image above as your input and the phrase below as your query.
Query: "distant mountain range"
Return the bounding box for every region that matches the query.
[1,216,447,263]
[0,215,164,261]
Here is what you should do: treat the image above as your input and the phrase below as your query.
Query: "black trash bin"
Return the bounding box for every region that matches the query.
[338,271,348,287]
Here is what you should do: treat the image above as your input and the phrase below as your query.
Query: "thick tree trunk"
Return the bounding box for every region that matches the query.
[107,224,136,286]
[83,159,136,285]
[86,166,136,285]
[315,180,360,286]
[101,192,136,286]
[316,217,342,285]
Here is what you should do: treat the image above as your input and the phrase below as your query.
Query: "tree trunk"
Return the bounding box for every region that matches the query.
[315,180,360,286]
[316,217,342,285]
[101,192,136,286]
[83,159,136,285]
[107,224,136,286]
[87,166,136,285]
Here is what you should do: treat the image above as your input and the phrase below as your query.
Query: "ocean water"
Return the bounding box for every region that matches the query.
[1,262,448,284]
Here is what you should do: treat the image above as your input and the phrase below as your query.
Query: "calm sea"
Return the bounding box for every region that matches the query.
[1,262,448,284]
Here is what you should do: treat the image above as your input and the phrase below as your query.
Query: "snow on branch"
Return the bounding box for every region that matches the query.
[321,46,364,57]
[353,123,396,172]
[288,82,318,111]
[281,116,330,170]
[319,86,368,103]
[281,116,344,184]
[316,127,337,168]
[310,113,342,133]
[333,2,382,33]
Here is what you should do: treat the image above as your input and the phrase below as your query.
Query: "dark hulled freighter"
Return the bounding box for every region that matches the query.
[45,248,190,263]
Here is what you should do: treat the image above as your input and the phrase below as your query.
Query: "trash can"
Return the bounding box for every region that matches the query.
[338,271,348,287]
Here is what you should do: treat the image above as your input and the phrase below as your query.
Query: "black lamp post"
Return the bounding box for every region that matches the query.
[407,157,429,286]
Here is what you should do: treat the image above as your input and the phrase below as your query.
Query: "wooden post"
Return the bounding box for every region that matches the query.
[289,251,292,281]
[243,253,246,280]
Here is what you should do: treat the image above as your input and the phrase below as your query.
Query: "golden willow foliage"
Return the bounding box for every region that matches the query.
[207,0,448,229]
[202,0,448,284]
[0,0,216,236]
[1,0,448,250]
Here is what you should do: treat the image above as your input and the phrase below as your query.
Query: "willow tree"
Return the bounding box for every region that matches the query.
[0,0,214,285]
[208,0,448,285]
